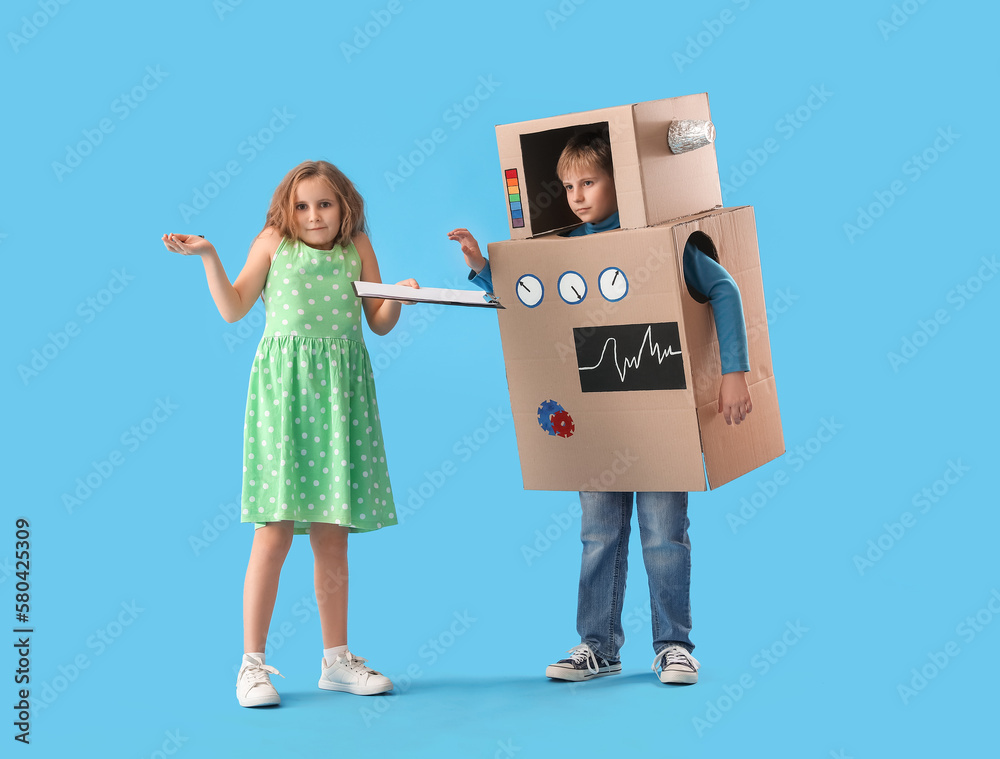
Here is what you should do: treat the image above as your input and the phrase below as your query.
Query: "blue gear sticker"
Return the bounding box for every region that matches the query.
[537,399,565,436]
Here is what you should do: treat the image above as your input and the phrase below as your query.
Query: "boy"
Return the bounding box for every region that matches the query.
[448,131,751,684]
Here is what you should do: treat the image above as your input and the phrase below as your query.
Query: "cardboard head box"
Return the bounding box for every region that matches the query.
[487,206,784,492]
[496,93,723,240]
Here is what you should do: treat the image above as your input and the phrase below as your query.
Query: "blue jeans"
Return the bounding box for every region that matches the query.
[577,491,692,661]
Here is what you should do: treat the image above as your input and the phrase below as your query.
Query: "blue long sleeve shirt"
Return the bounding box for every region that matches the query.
[469,212,750,374]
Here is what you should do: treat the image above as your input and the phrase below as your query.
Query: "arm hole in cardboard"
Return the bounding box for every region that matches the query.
[683,230,719,304]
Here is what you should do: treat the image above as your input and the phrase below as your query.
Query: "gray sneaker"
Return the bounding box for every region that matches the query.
[545,643,622,681]
[651,644,699,684]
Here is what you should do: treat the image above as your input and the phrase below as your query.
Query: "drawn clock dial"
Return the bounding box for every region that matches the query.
[557,271,588,304]
[515,274,544,308]
[598,267,628,302]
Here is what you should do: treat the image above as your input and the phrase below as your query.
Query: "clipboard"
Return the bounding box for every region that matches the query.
[352,281,503,309]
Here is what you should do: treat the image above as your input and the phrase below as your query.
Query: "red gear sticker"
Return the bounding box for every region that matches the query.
[551,410,575,438]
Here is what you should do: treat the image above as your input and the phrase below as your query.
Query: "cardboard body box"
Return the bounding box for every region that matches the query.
[487,94,785,492]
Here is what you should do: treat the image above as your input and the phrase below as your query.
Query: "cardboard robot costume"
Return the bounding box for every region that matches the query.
[486,93,784,492]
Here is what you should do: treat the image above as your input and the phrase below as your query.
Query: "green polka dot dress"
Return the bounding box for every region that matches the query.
[241,237,396,534]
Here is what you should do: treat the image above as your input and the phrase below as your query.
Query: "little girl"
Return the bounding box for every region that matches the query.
[163,160,418,707]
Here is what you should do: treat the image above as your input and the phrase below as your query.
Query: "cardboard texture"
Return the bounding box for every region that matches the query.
[488,94,784,492]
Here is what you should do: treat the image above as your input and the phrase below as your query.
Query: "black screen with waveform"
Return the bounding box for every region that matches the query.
[573,322,687,393]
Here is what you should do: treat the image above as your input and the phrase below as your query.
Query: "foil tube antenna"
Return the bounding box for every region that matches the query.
[668,119,716,154]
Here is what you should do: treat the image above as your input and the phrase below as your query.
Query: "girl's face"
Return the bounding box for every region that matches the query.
[292,176,343,250]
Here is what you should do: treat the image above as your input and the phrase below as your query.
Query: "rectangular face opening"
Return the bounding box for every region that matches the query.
[518,121,609,236]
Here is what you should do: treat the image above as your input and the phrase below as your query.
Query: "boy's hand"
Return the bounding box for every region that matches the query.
[447,228,486,272]
[718,371,752,425]
[162,233,215,258]
[395,278,420,306]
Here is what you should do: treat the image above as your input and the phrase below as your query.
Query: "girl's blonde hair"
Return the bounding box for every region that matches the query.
[262,160,367,247]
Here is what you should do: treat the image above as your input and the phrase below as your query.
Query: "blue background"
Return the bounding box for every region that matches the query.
[4,0,997,756]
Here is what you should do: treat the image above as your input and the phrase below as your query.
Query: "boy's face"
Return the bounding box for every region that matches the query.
[560,165,618,225]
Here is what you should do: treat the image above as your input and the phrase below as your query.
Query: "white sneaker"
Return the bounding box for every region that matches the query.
[651,645,700,684]
[318,651,393,695]
[237,654,284,707]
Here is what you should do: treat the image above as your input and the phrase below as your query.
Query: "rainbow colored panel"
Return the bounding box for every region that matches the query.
[505,168,524,228]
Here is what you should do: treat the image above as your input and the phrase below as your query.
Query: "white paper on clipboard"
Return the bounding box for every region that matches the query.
[352,281,503,309]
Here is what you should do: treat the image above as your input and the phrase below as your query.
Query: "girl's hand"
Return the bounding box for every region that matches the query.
[162,233,216,258]
[718,371,752,426]
[447,228,486,272]
[395,278,420,306]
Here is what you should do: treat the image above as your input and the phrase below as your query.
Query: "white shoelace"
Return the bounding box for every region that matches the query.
[334,651,383,678]
[651,645,700,674]
[241,658,284,690]
[565,644,601,675]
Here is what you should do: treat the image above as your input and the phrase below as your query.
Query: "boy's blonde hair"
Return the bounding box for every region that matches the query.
[262,160,367,247]
[556,130,614,181]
